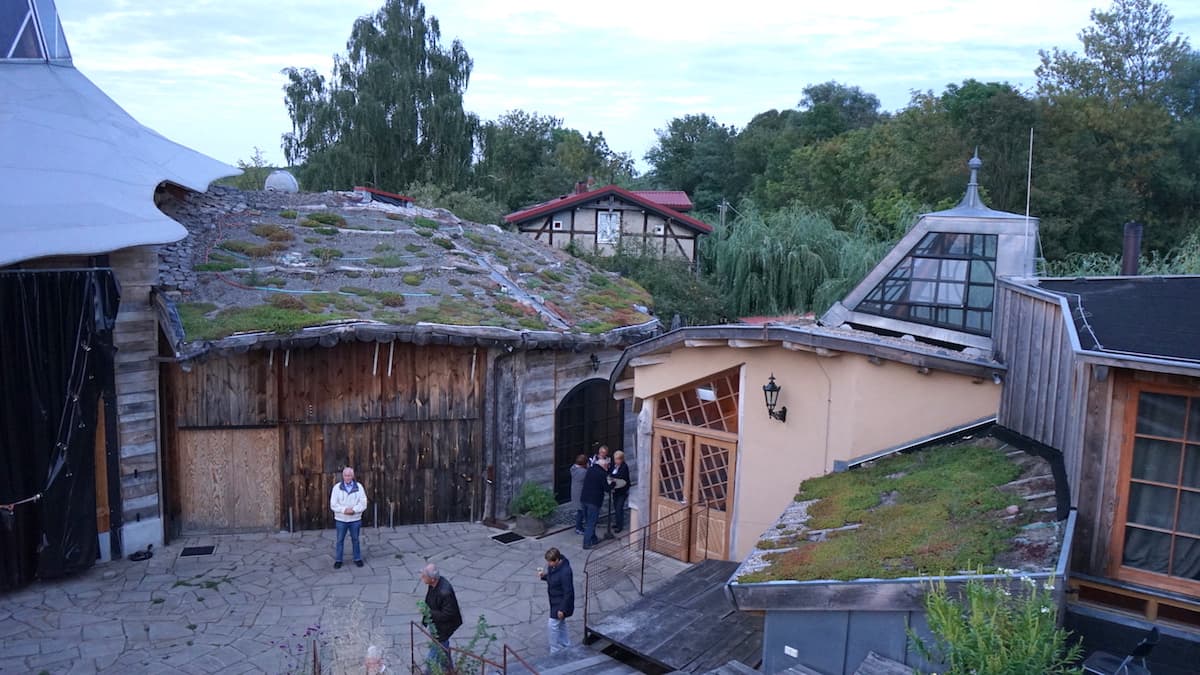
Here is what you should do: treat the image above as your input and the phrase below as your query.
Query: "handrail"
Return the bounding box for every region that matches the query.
[581,496,714,640]
[409,620,539,674]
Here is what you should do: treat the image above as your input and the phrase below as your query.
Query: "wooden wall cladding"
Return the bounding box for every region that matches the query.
[177,428,281,531]
[282,419,481,530]
[168,342,485,531]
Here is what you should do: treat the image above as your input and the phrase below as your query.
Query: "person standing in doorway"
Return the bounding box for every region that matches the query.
[580,457,611,549]
[570,454,588,535]
[589,444,610,467]
[420,562,463,672]
[330,467,367,569]
[608,450,631,533]
[538,547,574,654]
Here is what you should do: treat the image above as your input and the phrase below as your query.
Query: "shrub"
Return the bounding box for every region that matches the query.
[311,248,344,264]
[413,216,438,229]
[279,210,298,219]
[511,482,557,519]
[314,226,339,236]
[377,292,405,307]
[268,294,308,310]
[911,576,1082,675]
[402,273,423,286]
[308,211,347,227]
[432,237,454,250]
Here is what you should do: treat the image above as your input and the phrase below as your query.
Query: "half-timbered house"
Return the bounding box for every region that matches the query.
[504,184,711,264]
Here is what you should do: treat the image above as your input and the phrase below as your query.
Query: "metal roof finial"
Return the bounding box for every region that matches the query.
[958,149,986,210]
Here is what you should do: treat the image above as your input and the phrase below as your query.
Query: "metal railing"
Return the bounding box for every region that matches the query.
[581,497,713,640]
[408,621,539,674]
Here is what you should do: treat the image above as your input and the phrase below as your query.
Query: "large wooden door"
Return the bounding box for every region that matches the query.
[178,428,281,532]
[650,428,736,562]
[650,428,692,560]
[691,437,735,561]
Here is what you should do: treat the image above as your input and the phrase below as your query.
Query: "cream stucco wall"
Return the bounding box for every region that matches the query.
[630,344,1000,561]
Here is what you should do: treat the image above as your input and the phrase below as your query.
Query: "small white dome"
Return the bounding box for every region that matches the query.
[264,170,299,193]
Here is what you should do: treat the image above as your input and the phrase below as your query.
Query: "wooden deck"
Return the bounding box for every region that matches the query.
[586,560,763,673]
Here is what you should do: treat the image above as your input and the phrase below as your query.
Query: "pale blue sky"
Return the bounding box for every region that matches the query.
[55,0,1200,172]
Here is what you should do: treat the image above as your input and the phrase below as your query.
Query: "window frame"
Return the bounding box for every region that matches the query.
[1111,381,1200,596]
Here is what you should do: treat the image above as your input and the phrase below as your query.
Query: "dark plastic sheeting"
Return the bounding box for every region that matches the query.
[0,269,119,591]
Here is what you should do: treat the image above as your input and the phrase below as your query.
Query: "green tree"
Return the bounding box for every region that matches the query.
[280,0,478,192]
[796,81,883,143]
[644,113,737,212]
[1036,0,1191,105]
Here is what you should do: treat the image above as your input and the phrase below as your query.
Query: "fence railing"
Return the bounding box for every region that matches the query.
[408,621,539,674]
[581,497,713,640]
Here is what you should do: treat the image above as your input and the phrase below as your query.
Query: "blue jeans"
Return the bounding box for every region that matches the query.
[582,503,600,547]
[334,519,362,562]
[426,637,453,671]
[548,616,570,654]
[574,507,584,532]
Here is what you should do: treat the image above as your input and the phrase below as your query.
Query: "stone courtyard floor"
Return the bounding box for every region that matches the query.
[0,522,689,674]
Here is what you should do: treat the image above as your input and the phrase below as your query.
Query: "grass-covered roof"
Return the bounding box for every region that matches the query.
[735,436,1063,584]
[158,187,655,353]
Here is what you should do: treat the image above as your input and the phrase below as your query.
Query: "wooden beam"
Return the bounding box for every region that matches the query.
[614,379,635,391]
[613,390,634,400]
[629,354,670,368]
[684,339,726,348]
[782,341,815,352]
[727,339,770,349]
[815,347,841,358]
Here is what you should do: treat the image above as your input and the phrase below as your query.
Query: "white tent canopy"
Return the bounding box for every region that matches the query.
[0,0,237,267]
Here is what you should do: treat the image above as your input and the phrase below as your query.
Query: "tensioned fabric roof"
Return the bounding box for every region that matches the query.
[0,0,237,267]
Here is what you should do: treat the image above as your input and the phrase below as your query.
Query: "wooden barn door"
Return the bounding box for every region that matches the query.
[177,428,281,532]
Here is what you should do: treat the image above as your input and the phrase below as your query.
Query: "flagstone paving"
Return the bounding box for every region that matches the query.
[0,523,690,674]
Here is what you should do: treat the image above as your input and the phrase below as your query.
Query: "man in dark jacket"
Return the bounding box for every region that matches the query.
[420,563,463,671]
[538,547,574,654]
[580,457,612,548]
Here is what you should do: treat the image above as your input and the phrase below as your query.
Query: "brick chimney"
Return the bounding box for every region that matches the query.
[574,181,588,194]
[1121,221,1143,276]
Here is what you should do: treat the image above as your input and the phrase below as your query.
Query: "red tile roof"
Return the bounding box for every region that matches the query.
[633,190,693,211]
[504,185,712,234]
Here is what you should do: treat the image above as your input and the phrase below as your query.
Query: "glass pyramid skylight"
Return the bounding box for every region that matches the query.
[2,0,71,63]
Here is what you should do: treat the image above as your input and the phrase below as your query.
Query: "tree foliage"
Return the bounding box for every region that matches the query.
[281,0,477,192]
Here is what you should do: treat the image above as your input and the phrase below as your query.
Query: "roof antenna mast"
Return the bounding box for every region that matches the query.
[1025,127,1035,275]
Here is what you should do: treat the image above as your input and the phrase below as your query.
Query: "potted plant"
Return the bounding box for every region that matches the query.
[511,482,557,536]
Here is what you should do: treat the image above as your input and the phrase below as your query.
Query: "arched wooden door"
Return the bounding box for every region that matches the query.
[649,368,740,562]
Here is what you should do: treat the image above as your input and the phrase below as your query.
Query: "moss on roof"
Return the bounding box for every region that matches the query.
[736,441,1058,583]
[171,196,653,343]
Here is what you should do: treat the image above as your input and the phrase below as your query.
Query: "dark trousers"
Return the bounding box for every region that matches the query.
[611,492,628,531]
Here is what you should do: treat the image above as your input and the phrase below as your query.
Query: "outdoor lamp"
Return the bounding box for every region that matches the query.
[762,374,787,422]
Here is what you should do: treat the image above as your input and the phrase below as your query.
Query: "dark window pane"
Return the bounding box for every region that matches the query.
[0,6,29,54]
[984,235,998,258]
[1184,445,1200,490]
[1127,483,1176,530]
[1132,437,1182,484]
[970,260,995,284]
[1137,392,1187,437]
[10,17,40,58]
[1189,398,1200,442]
[1178,491,1200,536]
[1123,527,1171,573]
[1170,535,1200,579]
[967,284,993,309]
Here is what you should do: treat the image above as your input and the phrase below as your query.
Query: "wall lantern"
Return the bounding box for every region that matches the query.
[590,353,601,373]
[762,374,787,422]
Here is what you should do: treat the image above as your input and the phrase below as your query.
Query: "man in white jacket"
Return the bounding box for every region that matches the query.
[330,467,368,569]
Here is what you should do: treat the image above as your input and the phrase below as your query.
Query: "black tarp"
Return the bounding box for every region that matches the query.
[0,269,119,591]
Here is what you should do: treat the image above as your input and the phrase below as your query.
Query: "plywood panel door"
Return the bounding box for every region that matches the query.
[690,437,735,562]
[650,429,693,561]
[178,428,281,532]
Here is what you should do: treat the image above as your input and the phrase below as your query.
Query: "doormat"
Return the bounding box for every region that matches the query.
[179,545,215,557]
[491,532,524,545]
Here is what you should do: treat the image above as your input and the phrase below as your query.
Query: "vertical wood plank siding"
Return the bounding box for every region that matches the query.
[169,342,485,530]
[995,282,1084,490]
[110,246,166,525]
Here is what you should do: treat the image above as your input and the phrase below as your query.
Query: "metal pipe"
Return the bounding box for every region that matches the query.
[1121,221,1143,276]
[288,507,293,533]
[374,502,378,529]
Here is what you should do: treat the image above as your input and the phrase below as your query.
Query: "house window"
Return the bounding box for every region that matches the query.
[854,232,997,335]
[597,211,620,244]
[552,220,563,230]
[1116,389,1200,591]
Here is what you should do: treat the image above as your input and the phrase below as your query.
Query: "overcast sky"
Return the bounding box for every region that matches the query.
[55,0,1200,174]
